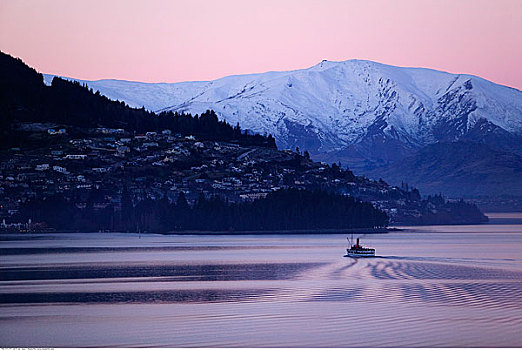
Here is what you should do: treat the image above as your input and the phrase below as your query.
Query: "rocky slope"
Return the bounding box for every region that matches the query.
[47,60,522,161]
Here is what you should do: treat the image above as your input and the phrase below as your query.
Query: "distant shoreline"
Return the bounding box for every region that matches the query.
[1,227,400,235]
[163,227,398,235]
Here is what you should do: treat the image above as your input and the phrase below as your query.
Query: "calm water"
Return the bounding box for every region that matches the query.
[1,214,522,347]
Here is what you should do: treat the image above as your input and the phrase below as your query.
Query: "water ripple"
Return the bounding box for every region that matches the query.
[366,259,522,280]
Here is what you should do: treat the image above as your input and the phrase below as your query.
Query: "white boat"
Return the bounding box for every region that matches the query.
[345,237,375,257]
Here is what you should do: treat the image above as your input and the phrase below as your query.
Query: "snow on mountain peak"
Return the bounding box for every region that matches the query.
[47,60,522,166]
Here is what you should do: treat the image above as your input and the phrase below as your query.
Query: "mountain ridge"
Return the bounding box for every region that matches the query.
[44,58,522,92]
[44,59,522,150]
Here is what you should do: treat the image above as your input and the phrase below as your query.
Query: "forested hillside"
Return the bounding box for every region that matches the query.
[0,52,275,149]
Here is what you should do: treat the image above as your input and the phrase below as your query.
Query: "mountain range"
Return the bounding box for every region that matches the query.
[45,60,522,198]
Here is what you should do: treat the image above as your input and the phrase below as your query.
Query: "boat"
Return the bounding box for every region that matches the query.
[345,237,375,257]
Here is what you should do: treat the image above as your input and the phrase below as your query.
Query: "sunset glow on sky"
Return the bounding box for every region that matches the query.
[1,0,521,89]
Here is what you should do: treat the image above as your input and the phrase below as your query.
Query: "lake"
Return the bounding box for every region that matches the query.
[1,213,522,347]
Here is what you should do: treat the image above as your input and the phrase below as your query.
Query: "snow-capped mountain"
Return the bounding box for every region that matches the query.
[45,59,522,170]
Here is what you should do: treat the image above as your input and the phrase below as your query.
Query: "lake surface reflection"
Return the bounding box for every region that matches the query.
[2,214,522,347]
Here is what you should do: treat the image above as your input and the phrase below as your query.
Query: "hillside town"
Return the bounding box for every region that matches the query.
[0,123,447,231]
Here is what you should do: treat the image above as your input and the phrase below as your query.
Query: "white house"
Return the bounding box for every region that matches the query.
[48,128,66,135]
[53,165,68,174]
[65,154,87,160]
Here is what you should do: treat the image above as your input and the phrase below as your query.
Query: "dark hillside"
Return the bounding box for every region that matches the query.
[0,51,275,149]
[366,141,522,197]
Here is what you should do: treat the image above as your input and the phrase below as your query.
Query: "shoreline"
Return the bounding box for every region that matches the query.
[163,227,396,235]
[1,227,400,235]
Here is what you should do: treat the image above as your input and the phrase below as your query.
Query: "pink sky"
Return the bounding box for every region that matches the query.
[1,0,521,89]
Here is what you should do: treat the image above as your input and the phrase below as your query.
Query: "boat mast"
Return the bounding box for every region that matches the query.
[347,234,354,247]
